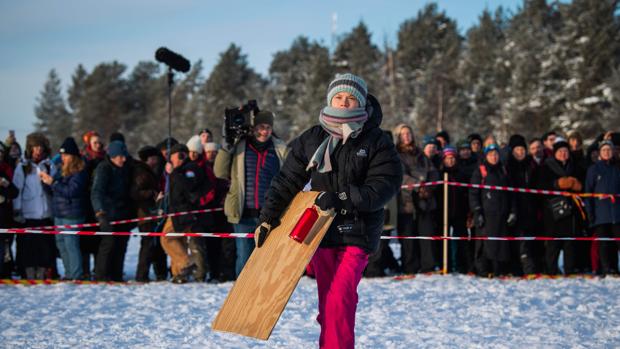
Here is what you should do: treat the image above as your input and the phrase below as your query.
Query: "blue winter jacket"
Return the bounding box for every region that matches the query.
[585,160,620,227]
[51,169,89,218]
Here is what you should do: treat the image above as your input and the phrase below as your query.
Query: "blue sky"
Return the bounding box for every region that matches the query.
[0,0,521,144]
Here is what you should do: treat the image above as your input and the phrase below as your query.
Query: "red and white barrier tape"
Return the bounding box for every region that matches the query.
[446,181,619,200]
[30,207,224,230]
[1,228,619,241]
[13,180,618,232]
[27,181,443,231]
[399,180,444,190]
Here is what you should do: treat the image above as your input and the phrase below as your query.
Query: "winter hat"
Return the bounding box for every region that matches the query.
[442,146,457,159]
[59,137,80,156]
[138,145,159,161]
[156,137,179,151]
[436,130,451,144]
[169,143,189,156]
[326,73,368,108]
[252,110,275,127]
[204,142,219,152]
[456,139,471,150]
[508,134,527,150]
[25,132,51,159]
[186,135,203,154]
[467,133,482,144]
[598,140,614,151]
[483,144,500,155]
[109,132,125,144]
[422,135,438,148]
[108,140,128,158]
[553,138,570,154]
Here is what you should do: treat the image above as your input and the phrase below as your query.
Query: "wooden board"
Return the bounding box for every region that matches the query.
[211,191,334,340]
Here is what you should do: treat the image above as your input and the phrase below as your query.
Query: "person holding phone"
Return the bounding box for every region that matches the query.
[12,132,54,279]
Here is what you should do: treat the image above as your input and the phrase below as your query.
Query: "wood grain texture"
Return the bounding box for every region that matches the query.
[211,191,335,340]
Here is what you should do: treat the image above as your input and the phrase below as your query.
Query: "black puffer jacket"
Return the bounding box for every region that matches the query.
[91,157,132,220]
[469,160,515,261]
[260,95,403,253]
[169,159,214,232]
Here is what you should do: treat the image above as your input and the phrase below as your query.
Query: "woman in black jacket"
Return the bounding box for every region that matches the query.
[392,123,421,274]
[256,73,402,349]
[39,137,88,280]
[536,139,584,275]
[414,136,441,272]
[506,135,542,275]
[585,140,620,276]
[469,144,516,276]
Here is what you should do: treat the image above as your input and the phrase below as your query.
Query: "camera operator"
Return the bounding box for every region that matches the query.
[214,108,288,277]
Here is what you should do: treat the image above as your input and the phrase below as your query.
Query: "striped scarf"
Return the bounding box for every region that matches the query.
[306,106,368,173]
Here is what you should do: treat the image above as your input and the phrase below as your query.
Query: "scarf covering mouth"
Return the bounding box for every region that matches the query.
[306,106,368,173]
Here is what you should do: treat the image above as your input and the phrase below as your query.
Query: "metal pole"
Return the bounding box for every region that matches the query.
[443,172,449,275]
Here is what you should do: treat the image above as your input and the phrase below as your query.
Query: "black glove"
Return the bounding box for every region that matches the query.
[475,212,485,229]
[254,222,271,248]
[254,214,280,248]
[507,213,517,227]
[97,213,112,232]
[315,192,353,214]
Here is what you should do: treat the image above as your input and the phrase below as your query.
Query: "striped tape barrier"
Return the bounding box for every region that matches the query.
[1,228,619,241]
[30,207,224,230]
[10,180,618,233]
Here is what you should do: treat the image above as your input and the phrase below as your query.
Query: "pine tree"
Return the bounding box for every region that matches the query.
[71,61,129,143]
[459,8,509,138]
[268,36,333,136]
[395,3,462,137]
[34,69,72,149]
[500,0,562,140]
[123,61,165,151]
[171,60,205,144]
[332,22,384,106]
[552,0,620,138]
[201,44,267,141]
[604,68,620,132]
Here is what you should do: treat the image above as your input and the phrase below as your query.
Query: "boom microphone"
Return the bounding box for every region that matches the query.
[155,47,190,73]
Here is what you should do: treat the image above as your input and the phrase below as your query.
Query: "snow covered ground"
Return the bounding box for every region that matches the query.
[1,236,619,348]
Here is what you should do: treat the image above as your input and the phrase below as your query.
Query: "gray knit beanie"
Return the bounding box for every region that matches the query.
[326,73,368,108]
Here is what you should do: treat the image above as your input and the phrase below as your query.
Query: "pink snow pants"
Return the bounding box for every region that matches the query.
[310,246,369,349]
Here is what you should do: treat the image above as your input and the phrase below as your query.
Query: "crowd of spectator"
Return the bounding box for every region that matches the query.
[0,124,618,283]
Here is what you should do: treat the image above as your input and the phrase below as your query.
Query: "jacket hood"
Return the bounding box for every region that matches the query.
[362,93,383,131]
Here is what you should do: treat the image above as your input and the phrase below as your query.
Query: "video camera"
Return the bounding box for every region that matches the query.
[224,100,260,145]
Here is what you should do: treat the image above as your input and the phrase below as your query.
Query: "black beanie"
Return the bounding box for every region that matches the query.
[553,140,570,154]
[467,133,482,143]
[436,130,450,144]
[169,143,189,156]
[138,145,159,161]
[253,110,274,127]
[508,134,527,150]
[59,137,80,156]
[156,137,179,151]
